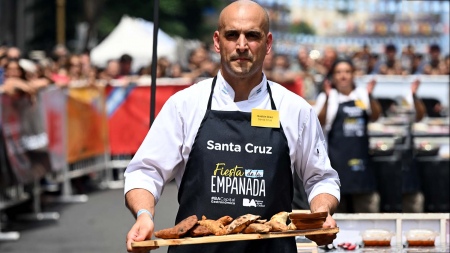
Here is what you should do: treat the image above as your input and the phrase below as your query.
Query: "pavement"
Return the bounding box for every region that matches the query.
[0,180,179,253]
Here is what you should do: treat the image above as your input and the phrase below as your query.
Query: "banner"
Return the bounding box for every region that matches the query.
[0,100,14,189]
[0,94,50,184]
[106,83,190,155]
[41,87,67,171]
[66,86,108,163]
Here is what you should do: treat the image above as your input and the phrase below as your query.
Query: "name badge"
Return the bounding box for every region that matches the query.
[355,100,366,110]
[251,109,280,128]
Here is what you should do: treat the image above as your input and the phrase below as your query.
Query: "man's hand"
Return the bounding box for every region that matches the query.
[305,213,337,246]
[126,214,158,252]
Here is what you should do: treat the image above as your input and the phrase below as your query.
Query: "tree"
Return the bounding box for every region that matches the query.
[26,0,225,54]
[289,21,316,35]
[96,0,225,42]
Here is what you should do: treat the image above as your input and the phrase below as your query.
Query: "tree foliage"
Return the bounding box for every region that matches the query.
[289,21,316,35]
[27,0,226,53]
[97,0,225,41]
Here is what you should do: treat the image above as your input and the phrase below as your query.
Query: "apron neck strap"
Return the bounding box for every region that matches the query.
[207,76,277,110]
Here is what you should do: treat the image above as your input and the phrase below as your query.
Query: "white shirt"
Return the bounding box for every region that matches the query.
[314,87,371,134]
[124,71,340,205]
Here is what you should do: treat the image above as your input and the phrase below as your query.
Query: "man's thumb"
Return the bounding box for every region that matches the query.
[135,227,150,241]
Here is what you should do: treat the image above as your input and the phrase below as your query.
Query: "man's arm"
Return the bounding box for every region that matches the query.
[125,189,157,252]
[125,188,156,217]
[310,193,339,215]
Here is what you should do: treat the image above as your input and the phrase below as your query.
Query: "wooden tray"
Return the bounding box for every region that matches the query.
[132,227,339,249]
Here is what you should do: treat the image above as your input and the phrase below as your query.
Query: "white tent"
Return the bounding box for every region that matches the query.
[90,16,177,72]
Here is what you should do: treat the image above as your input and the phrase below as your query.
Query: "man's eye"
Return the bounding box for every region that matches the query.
[225,32,238,39]
[246,32,261,40]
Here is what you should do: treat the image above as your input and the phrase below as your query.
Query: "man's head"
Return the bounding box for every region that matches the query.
[119,54,133,75]
[213,0,272,81]
[385,44,397,61]
[429,44,441,62]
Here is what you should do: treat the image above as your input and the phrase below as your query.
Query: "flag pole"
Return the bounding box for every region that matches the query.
[150,0,159,127]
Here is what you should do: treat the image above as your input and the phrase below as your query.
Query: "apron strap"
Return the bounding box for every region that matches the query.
[207,76,277,111]
[207,76,218,110]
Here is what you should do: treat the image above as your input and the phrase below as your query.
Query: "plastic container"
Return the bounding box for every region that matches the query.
[406,229,438,247]
[361,229,394,247]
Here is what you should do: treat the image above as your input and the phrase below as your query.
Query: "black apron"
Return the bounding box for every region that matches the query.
[169,77,296,253]
[328,100,376,194]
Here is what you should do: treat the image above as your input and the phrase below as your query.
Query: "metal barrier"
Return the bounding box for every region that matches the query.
[0,184,28,241]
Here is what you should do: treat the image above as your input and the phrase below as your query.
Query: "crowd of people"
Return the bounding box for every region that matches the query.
[1,41,449,102]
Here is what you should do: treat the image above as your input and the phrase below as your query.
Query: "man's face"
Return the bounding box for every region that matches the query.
[213,6,272,79]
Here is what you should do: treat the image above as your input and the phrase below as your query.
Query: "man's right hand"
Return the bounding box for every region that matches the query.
[126,214,158,252]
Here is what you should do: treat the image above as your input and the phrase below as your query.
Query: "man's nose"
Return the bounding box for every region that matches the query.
[236,34,248,52]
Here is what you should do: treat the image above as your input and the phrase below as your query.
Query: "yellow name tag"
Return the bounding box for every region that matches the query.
[251,109,280,128]
[355,100,366,110]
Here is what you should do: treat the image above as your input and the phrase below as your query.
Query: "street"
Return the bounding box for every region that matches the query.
[0,181,179,253]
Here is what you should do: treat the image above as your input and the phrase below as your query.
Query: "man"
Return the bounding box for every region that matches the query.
[125,1,340,252]
[119,54,134,76]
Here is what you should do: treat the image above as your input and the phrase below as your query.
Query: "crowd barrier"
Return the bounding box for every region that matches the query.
[0,75,448,240]
[0,86,110,240]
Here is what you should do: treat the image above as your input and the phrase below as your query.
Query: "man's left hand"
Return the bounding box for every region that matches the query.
[305,214,337,246]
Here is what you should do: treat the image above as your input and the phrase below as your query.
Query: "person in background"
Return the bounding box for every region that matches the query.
[80,49,92,78]
[423,44,446,75]
[67,54,84,81]
[99,59,121,82]
[125,1,340,252]
[181,46,218,80]
[119,54,134,77]
[315,59,382,213]
[410,53,425,75]
[379,44,406,75]
[6,46,21,60]
[290,46,320,102]
[442,54,450,75]
[0,60,35,95]
[270,53,303,97]
[316,46,338,78]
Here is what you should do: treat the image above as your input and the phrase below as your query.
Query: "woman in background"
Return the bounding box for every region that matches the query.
[315,59,382,213]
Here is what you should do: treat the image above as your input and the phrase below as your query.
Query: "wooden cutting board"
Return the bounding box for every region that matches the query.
[132,227,339,248]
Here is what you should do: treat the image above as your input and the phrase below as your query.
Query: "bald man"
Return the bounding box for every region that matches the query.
[125,1,340,252]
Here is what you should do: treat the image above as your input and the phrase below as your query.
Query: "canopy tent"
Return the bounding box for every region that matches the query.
[90,15,177,72]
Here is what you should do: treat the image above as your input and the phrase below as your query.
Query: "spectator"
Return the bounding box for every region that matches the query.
[400,44,415,73]
[442,54,450,75]
[67,54,83,80]
[366,53,380,75]
[379,44,406,75]
[119,54,134,76]
[181,46,218,79]
[423,44,445,75]
[316,46,338,77]
[80,49,92,77]
[0,60,35,95]
[6,46,21,60]
[410,53,425,75]
[290,46,320,101]
[99,59,120,82]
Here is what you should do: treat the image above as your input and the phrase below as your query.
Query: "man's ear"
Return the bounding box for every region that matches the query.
[213,31,220,53]
[266,32,273,55]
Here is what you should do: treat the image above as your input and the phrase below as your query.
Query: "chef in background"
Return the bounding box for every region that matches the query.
[315,59,382,213]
